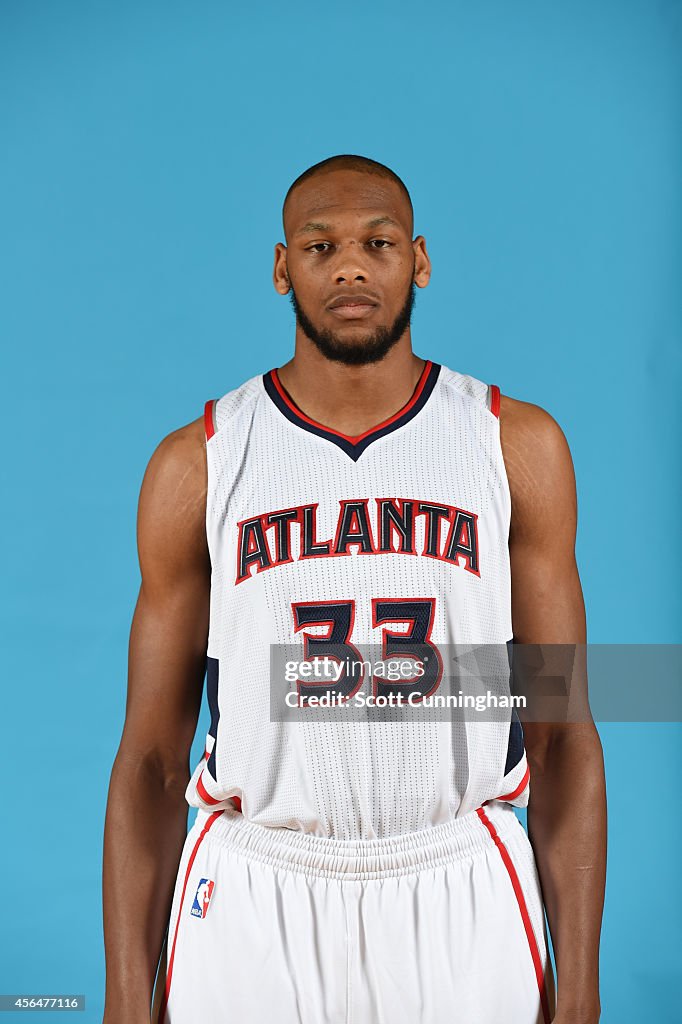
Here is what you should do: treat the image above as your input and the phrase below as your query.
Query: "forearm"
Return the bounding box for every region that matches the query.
[102,750,190,1023]
[526,724,606,1022]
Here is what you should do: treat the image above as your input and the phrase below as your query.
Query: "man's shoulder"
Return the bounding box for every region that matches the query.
[142,415,207,499]
[499,392,568,445]
[156,414,206,461]
[498,392,576,507]
[144,368,263,486]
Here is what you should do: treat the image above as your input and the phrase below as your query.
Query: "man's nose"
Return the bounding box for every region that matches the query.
[329,242,369,284]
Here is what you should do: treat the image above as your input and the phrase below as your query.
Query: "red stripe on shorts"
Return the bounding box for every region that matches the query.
[477,806,551,1024]
[158,810,224,1023]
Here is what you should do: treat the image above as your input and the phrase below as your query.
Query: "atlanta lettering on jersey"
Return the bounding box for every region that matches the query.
[235,497,479,584]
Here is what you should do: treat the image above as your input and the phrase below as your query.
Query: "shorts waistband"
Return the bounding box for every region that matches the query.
[194,800,520,881]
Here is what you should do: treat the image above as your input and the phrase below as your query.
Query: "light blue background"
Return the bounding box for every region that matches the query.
[1,1,680,1021]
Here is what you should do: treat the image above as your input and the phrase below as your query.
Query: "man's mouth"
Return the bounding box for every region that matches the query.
[329,303,377,320]
[327,295,379,320]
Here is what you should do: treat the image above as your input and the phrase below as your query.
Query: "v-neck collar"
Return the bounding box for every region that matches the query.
[262,359,442,461]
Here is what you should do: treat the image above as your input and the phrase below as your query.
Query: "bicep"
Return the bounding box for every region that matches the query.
[118,422,210,779]
[505,399,585,644]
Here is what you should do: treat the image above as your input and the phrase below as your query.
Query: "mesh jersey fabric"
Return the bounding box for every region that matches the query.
[184,360,530,840]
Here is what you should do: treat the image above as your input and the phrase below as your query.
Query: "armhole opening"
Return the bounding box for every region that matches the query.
[487,383,501,418]
[204,399,217,441]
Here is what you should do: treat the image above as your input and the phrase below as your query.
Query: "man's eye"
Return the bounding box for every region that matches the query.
[369,239,391,248]
[308,243,330,253]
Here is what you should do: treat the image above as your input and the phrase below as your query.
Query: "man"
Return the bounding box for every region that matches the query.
[102,154,606,1024]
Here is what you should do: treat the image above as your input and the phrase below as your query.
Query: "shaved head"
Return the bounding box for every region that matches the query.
[283,155,414,243]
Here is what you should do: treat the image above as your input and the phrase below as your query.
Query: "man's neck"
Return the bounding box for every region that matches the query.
[275,337,426,437]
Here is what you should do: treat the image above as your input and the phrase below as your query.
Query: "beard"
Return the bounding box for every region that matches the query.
[288,279,417,367]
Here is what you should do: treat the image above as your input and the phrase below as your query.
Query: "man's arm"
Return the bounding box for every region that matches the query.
[501,396,607,1024]
[102,416,210,1024]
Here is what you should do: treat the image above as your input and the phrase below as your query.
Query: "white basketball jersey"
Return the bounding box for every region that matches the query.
[184,359,530,840]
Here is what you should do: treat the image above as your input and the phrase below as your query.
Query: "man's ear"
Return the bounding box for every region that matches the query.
[412,235,431,288]
[273,242,290,295]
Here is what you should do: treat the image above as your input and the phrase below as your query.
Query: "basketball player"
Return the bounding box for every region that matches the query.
[102,155,607,1024]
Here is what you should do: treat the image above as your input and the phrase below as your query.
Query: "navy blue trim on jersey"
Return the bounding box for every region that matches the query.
[504,638,526,775]
[263,361,442,461]
[206,656,220,781]
[505,714,525,775]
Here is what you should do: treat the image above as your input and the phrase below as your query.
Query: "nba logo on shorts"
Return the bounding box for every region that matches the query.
[191,878,215,919]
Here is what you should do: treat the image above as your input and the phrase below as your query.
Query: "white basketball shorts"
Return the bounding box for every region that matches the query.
[156,800,555,1024]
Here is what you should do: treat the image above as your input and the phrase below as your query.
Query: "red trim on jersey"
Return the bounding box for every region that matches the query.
[196,769,221,805]
[270,360,433,444]
[159,810,224,1024]
[197,764,242,813]
[204,399,217,441]
[497,761,530,802]
[489,384,501,418]
[477,807,552,1024]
